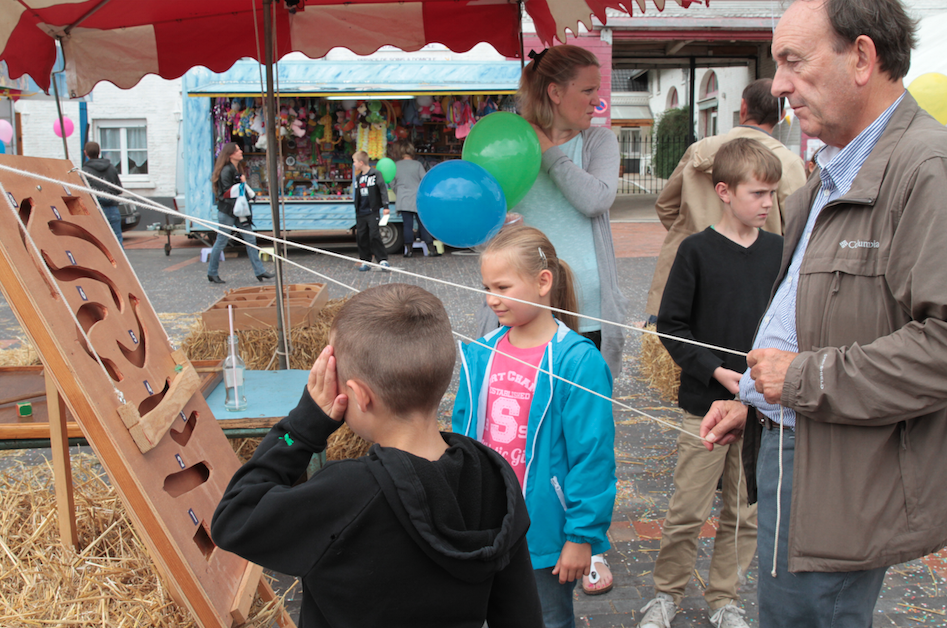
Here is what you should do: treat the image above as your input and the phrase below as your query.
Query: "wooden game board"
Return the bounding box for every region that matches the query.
[0,155,292,628]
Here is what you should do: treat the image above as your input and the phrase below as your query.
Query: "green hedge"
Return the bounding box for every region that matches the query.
[653,106,692,180]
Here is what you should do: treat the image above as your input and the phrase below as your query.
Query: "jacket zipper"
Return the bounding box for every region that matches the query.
[551,476,567,510]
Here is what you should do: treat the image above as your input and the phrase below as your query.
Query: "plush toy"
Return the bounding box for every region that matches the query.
[343,108,358,132]
[250,111,265,136]
[291,118,306,138]
[356,102,369,128]
[366,101,384,125]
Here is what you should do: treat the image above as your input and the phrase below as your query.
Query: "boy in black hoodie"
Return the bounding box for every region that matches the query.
[212,284,542,628]
[81,141,124,245]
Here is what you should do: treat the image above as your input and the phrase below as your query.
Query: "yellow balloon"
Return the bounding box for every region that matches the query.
[908,72,947,125]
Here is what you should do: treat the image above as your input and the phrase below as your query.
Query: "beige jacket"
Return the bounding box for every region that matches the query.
[645,126,806,316]
[779,94,947,572]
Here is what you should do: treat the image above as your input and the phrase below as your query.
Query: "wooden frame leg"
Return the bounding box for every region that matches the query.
[45,368,78,549]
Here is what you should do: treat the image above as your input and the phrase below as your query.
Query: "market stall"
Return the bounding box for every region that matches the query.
[182,59,521,251]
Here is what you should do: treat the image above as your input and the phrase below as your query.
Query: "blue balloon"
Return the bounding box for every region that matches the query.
[417,160,506,249]
[0,141,5,154]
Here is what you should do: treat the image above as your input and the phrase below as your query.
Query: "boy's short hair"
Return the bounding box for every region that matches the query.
[352,151,369,164]
[84,141,101,158]
[712,137,782,189]
[331,284,455,416]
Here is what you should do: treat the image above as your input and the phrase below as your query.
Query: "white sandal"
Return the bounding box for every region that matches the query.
[582,554,613,595]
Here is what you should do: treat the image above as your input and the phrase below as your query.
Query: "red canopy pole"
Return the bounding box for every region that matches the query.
[263,0,289,370]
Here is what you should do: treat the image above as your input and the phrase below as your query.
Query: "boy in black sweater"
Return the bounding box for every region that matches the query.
[352,151,390,271]
[639,138,783,628]
[212,284,542,628]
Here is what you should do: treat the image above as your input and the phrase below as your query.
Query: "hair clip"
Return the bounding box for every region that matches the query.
[528,48,548,69]
[537,247,548,269]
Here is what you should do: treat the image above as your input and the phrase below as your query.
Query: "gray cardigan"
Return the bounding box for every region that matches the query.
[477,126,628,380]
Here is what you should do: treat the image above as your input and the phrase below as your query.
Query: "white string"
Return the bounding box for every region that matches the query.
[772,404,785,578]
[0,161,757,444]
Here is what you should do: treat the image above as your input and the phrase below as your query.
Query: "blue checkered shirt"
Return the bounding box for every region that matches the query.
[738,93,906,427]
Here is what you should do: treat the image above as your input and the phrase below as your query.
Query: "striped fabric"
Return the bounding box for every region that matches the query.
[739,92,906,428]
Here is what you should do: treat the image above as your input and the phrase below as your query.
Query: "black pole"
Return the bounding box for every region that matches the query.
[263,0,288,369]
[688,57,696,145]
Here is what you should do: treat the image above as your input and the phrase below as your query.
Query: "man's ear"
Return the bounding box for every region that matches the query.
[715,181,731,205]
[346,378,373,413]
[852,34,877,87]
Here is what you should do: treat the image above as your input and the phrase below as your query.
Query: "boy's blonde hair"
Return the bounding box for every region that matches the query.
[712,137,782,190]
[331,284,455,416]
[482,225,579,332]
[352,151,369,165]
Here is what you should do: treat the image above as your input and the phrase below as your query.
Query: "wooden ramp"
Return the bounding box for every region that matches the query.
[0,155,292,628]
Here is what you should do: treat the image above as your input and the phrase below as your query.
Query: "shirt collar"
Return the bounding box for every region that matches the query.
[816,91,905,196]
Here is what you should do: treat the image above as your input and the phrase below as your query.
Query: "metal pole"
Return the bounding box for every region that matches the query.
[51,74,70,160]
[263,0,288,369]
[688,57,696,145]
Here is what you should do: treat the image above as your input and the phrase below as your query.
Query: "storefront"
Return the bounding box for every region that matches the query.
[181,59,521,252]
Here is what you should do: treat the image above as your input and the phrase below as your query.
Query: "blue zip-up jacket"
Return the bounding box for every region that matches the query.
[452,321,616,569]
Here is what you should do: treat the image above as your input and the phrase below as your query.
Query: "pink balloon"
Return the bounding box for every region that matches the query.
[53,117,74,138]
[0,120,12,144]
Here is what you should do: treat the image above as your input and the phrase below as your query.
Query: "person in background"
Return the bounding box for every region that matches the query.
[207,142,274,284]
[352,151,391,272]
[390,139,439,258]
[701,0,947,625]
[82,141,124,246]
[644,78,806,323]
[509,42,628,598]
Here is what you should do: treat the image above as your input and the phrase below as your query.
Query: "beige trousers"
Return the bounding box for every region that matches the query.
[652,412,757,610]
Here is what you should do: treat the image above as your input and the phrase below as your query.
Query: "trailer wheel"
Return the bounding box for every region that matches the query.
[379,223,404,255]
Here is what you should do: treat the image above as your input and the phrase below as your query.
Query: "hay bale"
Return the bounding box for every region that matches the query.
[638,324,681,403]
[0,337,41,366]
[0,454,289,627]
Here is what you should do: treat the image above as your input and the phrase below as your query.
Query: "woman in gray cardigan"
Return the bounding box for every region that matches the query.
[515,44,628,598]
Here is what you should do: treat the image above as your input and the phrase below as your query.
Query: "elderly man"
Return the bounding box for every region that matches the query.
[701,0,947,626]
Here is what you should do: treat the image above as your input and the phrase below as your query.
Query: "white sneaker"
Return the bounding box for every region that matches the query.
[372,260,391,272]
[638,592,677,628]
[709,603,749,628]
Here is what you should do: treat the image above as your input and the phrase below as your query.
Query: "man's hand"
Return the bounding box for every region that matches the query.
[748,348,798,404]
[307,346,348,421]
[552,541,591,584]
[700,400,748,451]
[713,367,743,395]
[383,208,390,215]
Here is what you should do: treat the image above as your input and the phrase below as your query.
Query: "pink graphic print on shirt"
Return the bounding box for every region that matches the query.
[483,336,547,487]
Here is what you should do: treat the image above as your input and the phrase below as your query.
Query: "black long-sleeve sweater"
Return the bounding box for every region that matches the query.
[212,388,542,628]
[657,227,782,416]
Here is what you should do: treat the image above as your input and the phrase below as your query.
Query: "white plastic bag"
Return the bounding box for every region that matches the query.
[230,183,253,217]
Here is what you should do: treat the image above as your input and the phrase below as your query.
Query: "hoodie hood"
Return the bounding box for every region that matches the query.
[367,433,530,583]
[83,158,114,173]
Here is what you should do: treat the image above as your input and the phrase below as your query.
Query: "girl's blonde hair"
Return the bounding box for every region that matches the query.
[516,45,600,131]
[483,225,579,332]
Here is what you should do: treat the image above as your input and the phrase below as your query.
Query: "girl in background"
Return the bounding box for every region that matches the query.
[453,225,616,628]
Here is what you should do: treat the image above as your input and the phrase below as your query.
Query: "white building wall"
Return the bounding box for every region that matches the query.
[648,66,753,138]
[15,74,182,198]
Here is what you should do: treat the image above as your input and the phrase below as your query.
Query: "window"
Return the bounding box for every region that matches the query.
[668,87,679,109]
[96,120,148,176]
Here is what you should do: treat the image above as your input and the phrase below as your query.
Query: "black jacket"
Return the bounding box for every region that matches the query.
[212,389,542,628]
[82,157,123,207]
[215,162,240,216]
[354,167,389,216]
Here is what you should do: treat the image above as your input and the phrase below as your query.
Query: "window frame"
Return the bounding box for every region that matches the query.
[92,119,151,185]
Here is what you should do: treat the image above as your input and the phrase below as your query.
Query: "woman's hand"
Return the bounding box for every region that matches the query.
[307,346,348,421]
[530,122,555,154]
[239,174,247,183]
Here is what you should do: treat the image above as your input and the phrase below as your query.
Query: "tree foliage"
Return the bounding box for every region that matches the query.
[653,106,692,180]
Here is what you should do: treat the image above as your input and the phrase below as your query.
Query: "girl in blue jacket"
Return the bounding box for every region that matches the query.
[453,225,616,628]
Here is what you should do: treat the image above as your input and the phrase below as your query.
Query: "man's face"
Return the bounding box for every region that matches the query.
[771,1,859,147]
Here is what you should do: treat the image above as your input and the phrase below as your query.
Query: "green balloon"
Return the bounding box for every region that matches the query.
[462,112,541,210]
[376,157,397,184]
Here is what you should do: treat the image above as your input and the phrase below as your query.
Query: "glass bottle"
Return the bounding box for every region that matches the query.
[223,335,247,411]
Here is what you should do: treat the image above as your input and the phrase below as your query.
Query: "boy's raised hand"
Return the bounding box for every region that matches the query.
[308,346,348,422]
[552,541,591,584]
